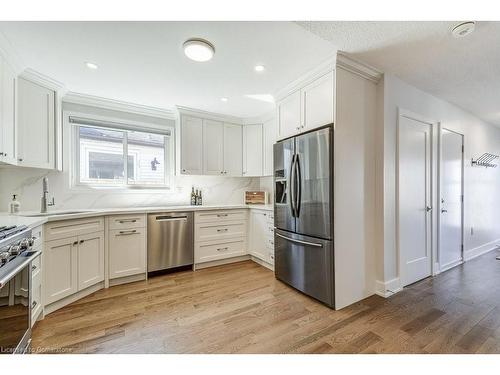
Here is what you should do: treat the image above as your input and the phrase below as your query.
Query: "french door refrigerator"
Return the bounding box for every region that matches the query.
[273,125,334,308]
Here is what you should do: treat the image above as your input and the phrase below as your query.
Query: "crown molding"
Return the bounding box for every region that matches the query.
[176,105,244,124]
[21,68,66,91]
[63,92,177,120]
[0,32,25,74]
[336,52,382,83]
[275,53,337,101]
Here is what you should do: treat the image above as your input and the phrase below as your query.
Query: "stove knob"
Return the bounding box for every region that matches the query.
[8,245,21,255]
[0,251,10,264]
[19,239,29,250]
[28,237,36,246]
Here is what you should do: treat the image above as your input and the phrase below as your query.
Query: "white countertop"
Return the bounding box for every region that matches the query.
[0,204,273,229]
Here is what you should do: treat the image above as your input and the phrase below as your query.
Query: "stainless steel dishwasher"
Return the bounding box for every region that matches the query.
[147,212,194,273]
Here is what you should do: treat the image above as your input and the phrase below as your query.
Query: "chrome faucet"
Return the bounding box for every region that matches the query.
[41,177,55,213]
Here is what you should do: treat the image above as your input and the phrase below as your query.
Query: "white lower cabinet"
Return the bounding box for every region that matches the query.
[44,236,78,305]
[249,209,274,265]
[77,232,104,290]
[194,210,248,265]
[30,225,44,326]
[108,227,146,279]
[43,218,105,306]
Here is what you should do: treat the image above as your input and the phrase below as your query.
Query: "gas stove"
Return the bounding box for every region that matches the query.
[0,225,35,268]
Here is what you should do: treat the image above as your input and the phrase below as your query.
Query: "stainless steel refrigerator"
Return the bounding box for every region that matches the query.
[273,125,334,308]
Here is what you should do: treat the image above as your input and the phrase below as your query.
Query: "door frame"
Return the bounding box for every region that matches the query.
[437,126,465,272]
[396,108,439,287]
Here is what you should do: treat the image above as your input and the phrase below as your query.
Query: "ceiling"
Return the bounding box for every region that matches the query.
[0,21,335,118]
[297,21,500,126]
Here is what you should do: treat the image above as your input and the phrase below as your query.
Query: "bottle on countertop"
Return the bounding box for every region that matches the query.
[191,186,196,206]
[195,189,200,205]
[9,194,20,215]
[198,190,203,206]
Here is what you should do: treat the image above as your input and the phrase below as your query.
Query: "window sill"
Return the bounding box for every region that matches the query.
[70,184,172,194]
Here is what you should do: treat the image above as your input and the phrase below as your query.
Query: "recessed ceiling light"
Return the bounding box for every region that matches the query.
[85,62,98,70]
[452,22,475,38]
[254,65,265,72]
[183,38,215,62]
[221,97,228,102]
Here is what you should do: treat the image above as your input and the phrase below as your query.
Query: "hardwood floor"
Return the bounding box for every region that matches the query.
[32,251,500,354]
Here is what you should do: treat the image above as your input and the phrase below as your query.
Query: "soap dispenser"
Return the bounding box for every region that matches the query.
[9,194,20,215]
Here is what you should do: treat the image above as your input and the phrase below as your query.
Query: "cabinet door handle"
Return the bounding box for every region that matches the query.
[217,228,228,232]
[216,247,229,251]
[217,214,228,217]
[79,240,84,244]
[73,241,78,246]
[32,265,37,271]
[118,230,138,235]
[32,301,37,309]
[0,152,4,156]
[118,219,137,223]
[18,158,23,162]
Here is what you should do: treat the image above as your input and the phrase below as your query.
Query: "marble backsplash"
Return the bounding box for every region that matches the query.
[0,166,272,212]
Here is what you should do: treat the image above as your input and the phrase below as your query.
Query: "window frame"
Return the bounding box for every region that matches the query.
[70,111,174,190]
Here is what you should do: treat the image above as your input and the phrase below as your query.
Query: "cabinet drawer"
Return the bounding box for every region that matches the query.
[45,217,104,241]
[195,222,246,242]
[195,238,247,263]
[108,214,146,230]
[31,254,41,277]
[31,225,44,249]
[195,210,247,224]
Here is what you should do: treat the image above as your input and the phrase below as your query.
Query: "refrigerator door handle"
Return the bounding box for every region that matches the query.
[289,154,297,217]
[276,232,323,248]
[295,154,302,217]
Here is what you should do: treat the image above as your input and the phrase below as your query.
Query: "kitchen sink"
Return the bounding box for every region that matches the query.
[23,210,93,217]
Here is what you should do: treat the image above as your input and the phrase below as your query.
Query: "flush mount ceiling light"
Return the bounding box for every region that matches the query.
[452,22,476,38]
[254,65,265,72]
[221,97,228,102]
[183,38,215,62]
[85,62,98,70]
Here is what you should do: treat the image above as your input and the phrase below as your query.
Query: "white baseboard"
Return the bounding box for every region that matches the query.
[250,255,274,271]
[375,277,402,298]
[464,239,500,261]
[439,259,464,273]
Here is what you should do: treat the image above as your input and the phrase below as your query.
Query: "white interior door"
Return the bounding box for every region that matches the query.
[440,129,464,271]
[398,114,432,287]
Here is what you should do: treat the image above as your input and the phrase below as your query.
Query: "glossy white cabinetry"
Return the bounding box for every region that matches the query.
[30,225,44,326]
[180,115,203,175]
[77,231,105,290]
[243,124,263,177]
[262,117,276,176]
[17,77,56,169]
[223,123,243,176]
[202,119,224,175]
[277,70,335,140]
[302,71,335,132]
[0,55,17,165]
[194,210,248,265]
[277,91,301,139]
[108,214,147,280]
[249,209,274,265]
[43,218,105,306]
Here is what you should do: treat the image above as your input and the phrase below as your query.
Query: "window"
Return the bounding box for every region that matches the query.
[72,116,172,188]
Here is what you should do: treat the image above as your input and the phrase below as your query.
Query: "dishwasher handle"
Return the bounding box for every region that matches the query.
[155,215,188,222]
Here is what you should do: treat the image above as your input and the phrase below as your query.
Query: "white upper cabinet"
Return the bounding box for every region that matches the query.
[262,117,276,176]
[277,90,301,139]
[180,115,203,175]
[17,77,55,169]
[223,123,242,176]
[277,69,335,140]
[0,55,17,165]
[302,71,335,132]
[243,124,263,177]
[202,119,224,175]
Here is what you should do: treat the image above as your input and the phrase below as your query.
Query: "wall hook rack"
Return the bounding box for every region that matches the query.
[471,153,499,168]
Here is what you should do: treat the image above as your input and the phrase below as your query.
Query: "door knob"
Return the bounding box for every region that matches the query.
[426,206,433,212]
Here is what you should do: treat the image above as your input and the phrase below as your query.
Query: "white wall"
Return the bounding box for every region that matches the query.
[0,102,259,212]
[379,73,500,288]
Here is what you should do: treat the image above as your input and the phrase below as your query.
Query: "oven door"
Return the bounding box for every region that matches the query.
[0,262,31,354]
